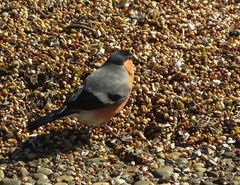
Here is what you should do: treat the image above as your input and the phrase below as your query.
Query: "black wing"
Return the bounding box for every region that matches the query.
[63,86,106,110]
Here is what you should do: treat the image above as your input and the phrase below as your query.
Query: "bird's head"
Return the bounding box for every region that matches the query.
[106,50,131,65]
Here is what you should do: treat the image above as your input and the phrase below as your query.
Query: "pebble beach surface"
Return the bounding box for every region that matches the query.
[0,0,239,184]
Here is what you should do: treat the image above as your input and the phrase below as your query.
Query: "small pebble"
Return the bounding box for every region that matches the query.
[33,173,49,181]
[231,180,240,185]
[20,167,29,177]
[37,167,53,175]
[1,178,21,185]
[154,166,174,178]
[56,175,74,182]
[189,177,201,185]
[212,79,221,85]
[181,183,190,185]
[222,152,235,158]
[134,180,155,185]
[175,158,188,165]
[200,181,214,185]
[54,183,68,185]
[195,167,207,173]
[192,163,205,168]
[0,170,4,179]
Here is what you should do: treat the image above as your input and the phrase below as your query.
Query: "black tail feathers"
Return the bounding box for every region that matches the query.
[27,106,67,131]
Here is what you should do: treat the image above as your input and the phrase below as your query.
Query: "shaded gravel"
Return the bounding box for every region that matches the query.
[0,0,239,184]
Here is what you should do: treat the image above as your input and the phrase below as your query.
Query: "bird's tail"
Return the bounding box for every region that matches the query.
[27,106,67,131]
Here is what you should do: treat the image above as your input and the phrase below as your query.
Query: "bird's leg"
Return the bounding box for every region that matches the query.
[104,124,118,138]
[103,122,125,142]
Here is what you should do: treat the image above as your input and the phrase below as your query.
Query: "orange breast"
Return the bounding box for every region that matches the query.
[94,98,129,122]
[124,60,134,86]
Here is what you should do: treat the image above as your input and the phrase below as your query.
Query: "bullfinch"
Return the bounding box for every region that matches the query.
[27,50,134,131]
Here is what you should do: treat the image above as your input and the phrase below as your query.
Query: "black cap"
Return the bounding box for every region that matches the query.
[107,50,131,65]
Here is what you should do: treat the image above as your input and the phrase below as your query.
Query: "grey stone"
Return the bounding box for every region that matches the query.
[24,176,35,184]
[175,158,188,164]
[112,163,126,169]
[200,180,214,185]
[87,158,101,164]
[225,171,234,180]
[36,181,51,185]
[54,183,68,185]
[113,178,127,184]
[233,175,240,181]
[1,178,21,185]
[172,173,180,181]
[195,167,207,173]
[222,152,235,158]
[33,173,49,181]
[37,167,53,175]
[154,166,174,178]
[156,159,165,166]
[57,175,74,182]
[40,158,50,164]
[68,181,75,185]
[221,158,233,165]
[226,164,235,172]
[231,180,240,185]
[189,177,201,185]
[134,180,154,185]
[56,165,67,171]
[20,167,29,177]
[0,170,4,180]
[192,163,205,168]
[65,170,76,176]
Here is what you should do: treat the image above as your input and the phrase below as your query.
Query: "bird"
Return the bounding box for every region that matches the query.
[27,50,134,131]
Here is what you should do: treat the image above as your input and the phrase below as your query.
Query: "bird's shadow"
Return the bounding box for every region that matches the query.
[0,125,163,165]
[0,127,94,164]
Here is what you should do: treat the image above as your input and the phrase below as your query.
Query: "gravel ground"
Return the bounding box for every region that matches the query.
[0,0,240,185]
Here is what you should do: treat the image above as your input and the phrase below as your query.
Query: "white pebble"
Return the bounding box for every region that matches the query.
[212,79,221,85]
